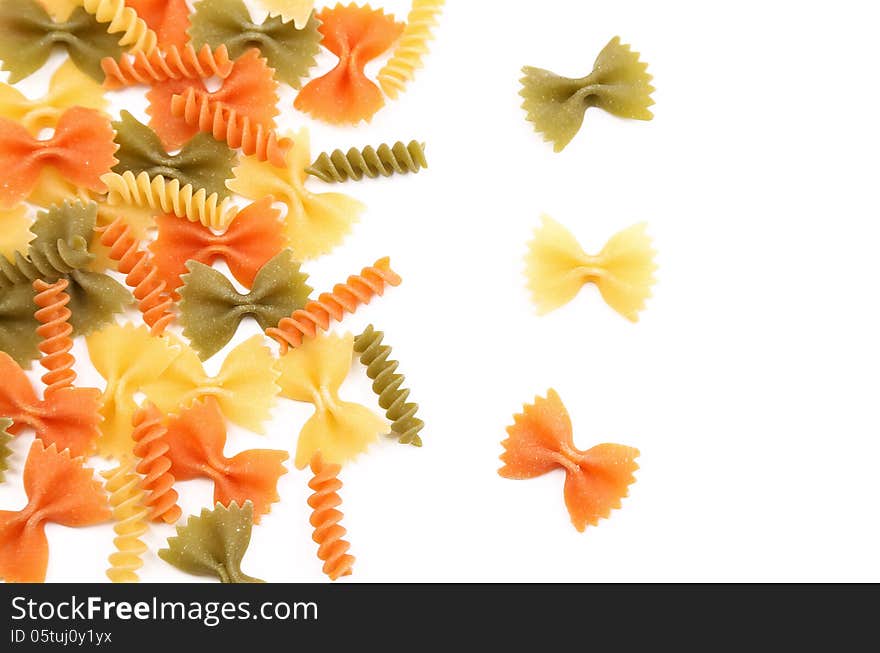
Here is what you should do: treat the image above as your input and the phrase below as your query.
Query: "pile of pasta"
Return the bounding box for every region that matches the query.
[0,0,443,583]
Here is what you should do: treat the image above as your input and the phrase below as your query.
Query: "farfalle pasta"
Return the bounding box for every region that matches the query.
[179,250,312,360]
[149,197,285,294]
[102,170,239,231]
[0,205,31,260]
[499,390,640,531]
[126,0,190,49]
[227,128,365,260]
[268,256,401,353]
[295,3,403,124]
[147,47,280,152]
[161,398,288,522]
[0,106,117,207]
[188,0,321,88]
[113,111,236,197]
[354,325,424,447]
[0,0,122,82]
[526,216,657,322]
[377,0,444,99]
[0,60,108,135]
[102,44,234,88]
[259,0,315,28]
[520,37,655,152]
[0,441,110,583]
[86,323,181,458]
[159,501,264,583]
[307,140,427,183]
[141,335,280,434]
[276,332,387,469]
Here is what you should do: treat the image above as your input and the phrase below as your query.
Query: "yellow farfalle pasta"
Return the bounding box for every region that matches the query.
[259,0,315,28]
[0,204,32,259]
[377,0,444,99]
[82,0,158,54]
[227,128,364,260]
[141,335,280,434]
[86,323,181,458]
[0,60,108,135]
[102,170,238,231]
[27,168,97,210]
[525,216,657,322]
[276,332,387,469]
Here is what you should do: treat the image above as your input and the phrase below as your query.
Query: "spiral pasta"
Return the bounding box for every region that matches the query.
[102,171,238,231]
[307,141,427,183]
[101,460,149,583]
[307,452,354,581]
[170,88,292,167]
[101,44,234,89]
[267,257,402,353]
[33,278,76,397]
[99,217,174,335]
[81,0,158,54]
[131,402,181,524]
[377,0,444,99]
[354,325,424,447]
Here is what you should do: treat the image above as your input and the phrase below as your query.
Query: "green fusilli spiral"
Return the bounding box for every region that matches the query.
[306,141,427,183]
[353,325,424,447]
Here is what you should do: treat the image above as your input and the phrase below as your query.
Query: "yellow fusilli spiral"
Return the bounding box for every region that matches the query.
[306,141,427,183]
[102,460,149,583]
[353,325,424,447]
[377,0,445,99]
[82,0,158,54]
[102,171,238,231]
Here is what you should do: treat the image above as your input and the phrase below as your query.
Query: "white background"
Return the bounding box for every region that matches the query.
[2,0,879,582]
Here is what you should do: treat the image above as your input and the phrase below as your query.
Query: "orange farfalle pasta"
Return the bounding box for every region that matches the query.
[0,441,111,583]
[0,107,117,207]
[0,352,101,457]
[147,48,279,151]
[102,44,234,89]
[295,4,403,124]
[33,278,76,397]
[132,402,181,524]
[267,257,401,353]
[125,0,190,49]
[150,197,284,294]
[308,452,355,580]
[499,389,640,532]
[99,217,175,335]
[169,88,292,167]
[161,398,288,523]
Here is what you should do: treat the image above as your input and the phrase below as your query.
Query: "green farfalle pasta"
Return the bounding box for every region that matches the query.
[354,325,425,447]
[520,36,655,152]
[0,0,123,82]
[306,141,428,184]
[158,501,264,583]
[2,201,131,339]
[0,418,11,483]
[179,249,312,360]
[113,111,236,198]
[188,0,322,88]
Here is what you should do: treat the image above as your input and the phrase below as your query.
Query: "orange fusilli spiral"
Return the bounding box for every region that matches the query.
[101,44,234,89]
[131,403,181,524]
[32,278,76,397]
[267,257,401,354]
[307,453,354,581]
[169,88,292,167]
[99,218,174,336]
